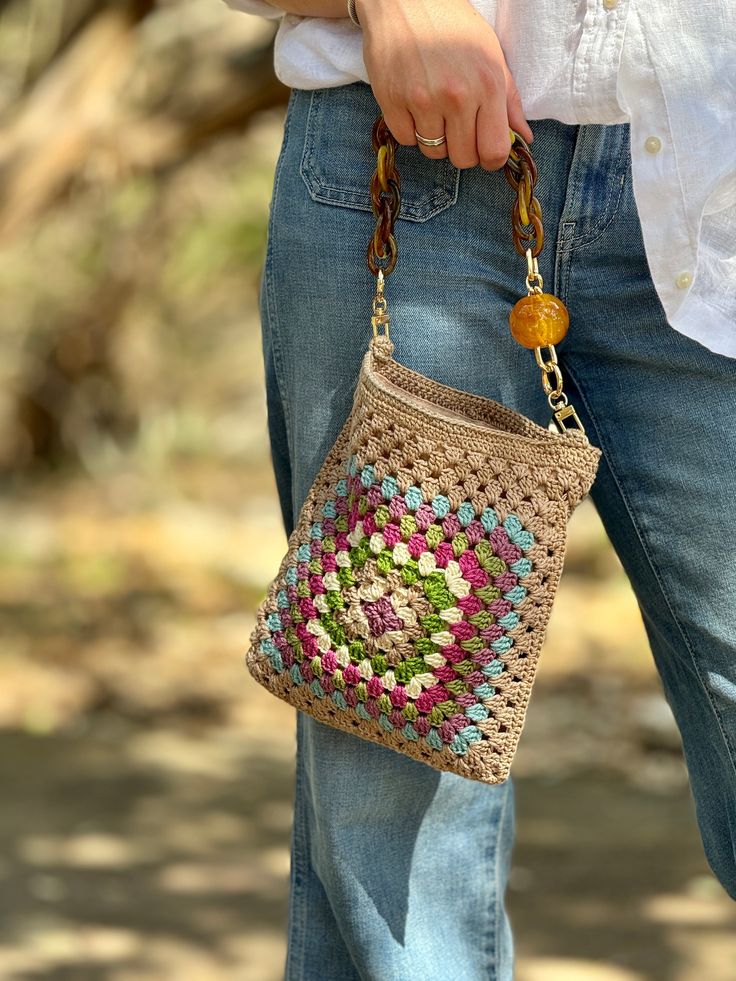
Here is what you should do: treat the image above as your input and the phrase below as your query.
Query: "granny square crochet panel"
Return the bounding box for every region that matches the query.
[247,337,601,784]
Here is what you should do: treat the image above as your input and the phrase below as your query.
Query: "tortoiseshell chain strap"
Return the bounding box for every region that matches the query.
[367,114,587,436]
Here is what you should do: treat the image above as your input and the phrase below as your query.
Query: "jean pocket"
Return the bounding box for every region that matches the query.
[299,82,461,222]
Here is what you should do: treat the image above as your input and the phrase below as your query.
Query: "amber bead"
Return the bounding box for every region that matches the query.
[509,293,569,349]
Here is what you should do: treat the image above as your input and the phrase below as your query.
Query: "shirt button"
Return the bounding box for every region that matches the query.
[645,136,662,154]
[603,0,618,8]
[675,271,693,289]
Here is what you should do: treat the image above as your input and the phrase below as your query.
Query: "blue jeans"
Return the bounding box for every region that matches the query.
[258,82,736,980]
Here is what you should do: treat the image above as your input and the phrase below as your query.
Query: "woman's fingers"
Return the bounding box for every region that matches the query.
[503,61,534,144]
[382,85,530,174]
[381,104,449,159]
[476,99,513,171]
[381,104,422,146]
[443,101,480,169]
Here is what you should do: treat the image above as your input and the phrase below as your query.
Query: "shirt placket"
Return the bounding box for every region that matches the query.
[572,0,630,124]
[617,5,698,320]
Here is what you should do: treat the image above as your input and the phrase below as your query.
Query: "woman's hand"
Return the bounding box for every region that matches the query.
[356,0,533,171]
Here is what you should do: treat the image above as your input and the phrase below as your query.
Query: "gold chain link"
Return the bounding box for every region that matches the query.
[505,129,586,434]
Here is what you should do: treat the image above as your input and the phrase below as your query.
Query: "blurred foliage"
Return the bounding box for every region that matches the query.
[0,0,293,735]
[0,0,285,478]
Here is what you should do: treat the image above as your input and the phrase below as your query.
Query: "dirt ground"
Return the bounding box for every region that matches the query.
[1,689,735,981]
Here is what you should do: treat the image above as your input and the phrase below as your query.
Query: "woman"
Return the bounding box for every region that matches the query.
[227,0,736,977]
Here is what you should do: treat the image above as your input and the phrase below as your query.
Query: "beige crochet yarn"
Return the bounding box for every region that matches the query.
[246,334,601,784]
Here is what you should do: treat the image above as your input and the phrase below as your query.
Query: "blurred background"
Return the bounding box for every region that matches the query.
[0,1,734,978]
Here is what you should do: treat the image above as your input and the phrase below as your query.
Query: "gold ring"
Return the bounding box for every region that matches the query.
[415,131,447,147]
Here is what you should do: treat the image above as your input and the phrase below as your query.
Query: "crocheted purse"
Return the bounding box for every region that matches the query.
[245,118,602,785]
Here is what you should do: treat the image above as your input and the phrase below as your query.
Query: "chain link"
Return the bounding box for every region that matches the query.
[503,133,544,259]
[366,123,544,277]
[367,116,401,277]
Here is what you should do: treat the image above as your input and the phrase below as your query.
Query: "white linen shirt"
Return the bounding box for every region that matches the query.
[224,0,736,360]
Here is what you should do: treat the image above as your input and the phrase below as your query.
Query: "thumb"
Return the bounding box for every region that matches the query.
[504,65,534,143]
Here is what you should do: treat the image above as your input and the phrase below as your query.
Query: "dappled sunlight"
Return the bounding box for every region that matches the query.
[519,960,646,981]
[20,833,147,870]
[642,886,735,927]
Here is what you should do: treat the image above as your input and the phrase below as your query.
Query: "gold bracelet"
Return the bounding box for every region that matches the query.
[347,0,361,27]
